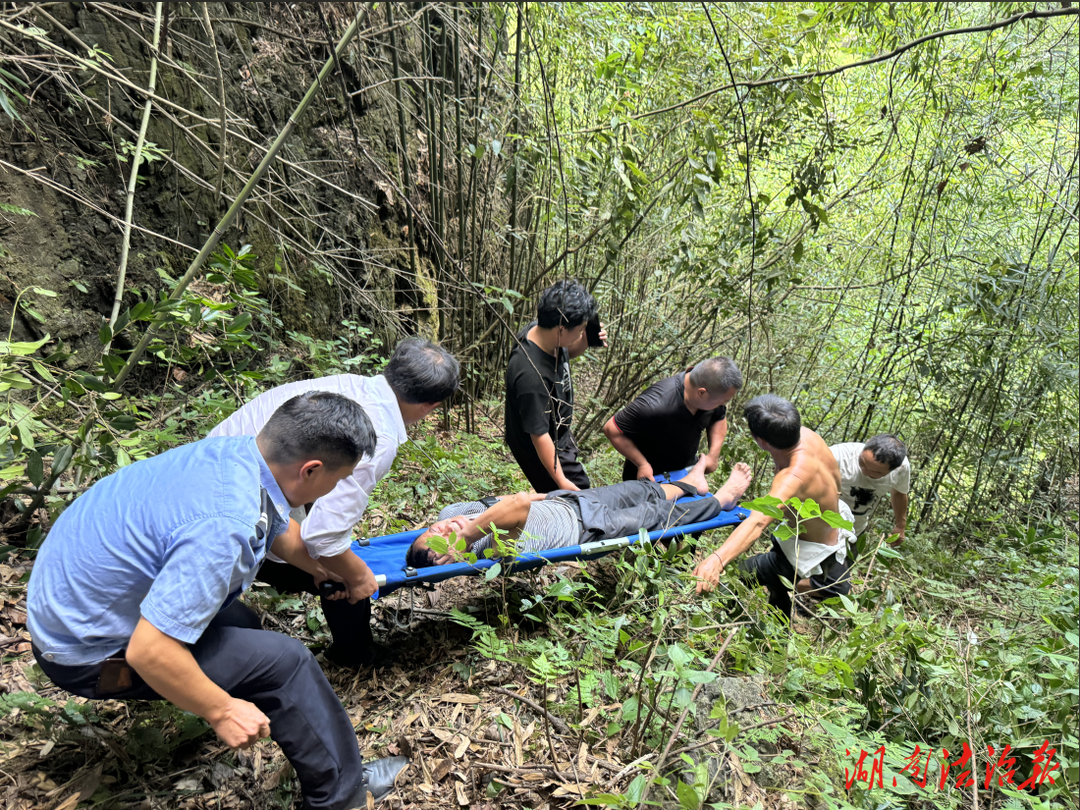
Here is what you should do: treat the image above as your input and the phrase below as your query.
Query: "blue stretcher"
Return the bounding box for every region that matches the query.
[350,469,749,599]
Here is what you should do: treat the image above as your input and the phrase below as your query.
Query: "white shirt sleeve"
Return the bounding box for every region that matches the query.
[299,428,400,558]
[891,458,911,495]
[208,373,408,560]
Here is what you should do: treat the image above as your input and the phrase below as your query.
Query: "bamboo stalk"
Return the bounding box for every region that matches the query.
[201,1,228,201]
[107,1,163,333]
[508,2,523,292]
[386,2,419,280]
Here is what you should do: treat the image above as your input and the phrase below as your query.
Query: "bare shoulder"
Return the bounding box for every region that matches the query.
[769,467,805,500]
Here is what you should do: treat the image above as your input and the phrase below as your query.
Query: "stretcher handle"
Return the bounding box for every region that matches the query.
[319,580,346,597]
[318,575,388,598]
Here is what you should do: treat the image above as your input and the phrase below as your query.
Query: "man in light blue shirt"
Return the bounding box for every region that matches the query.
[29,392,407,809]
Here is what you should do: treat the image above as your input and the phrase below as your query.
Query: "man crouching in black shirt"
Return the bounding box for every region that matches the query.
[505,280,604,492]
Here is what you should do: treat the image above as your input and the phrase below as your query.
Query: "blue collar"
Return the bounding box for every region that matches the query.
[255,445,291,524]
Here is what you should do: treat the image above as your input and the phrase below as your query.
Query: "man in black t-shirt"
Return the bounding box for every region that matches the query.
[603,357,742,482]
[505,280,601,492]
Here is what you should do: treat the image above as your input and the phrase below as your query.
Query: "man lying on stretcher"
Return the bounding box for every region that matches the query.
[405,455,752,568]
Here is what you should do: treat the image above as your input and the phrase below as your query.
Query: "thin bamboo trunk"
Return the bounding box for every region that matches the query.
[387,2,419,281]
[108,2,163,332]
[201,2,227,201]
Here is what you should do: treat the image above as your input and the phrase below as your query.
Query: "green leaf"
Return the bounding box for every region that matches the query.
[26,449,43,487]
[16,421,34,450]
[773,523,796,541]
[792,240,804,264]
[63,378,86,396]
[31,286,57,297]
[31,362,55,383]
[797,9,817,23]
[797,498,822,519]
[100,353,125,377]
[0,91,24,124]
[741,495,784,519]
[108,414,138,432]
[683,670,719,685]
[484,561,503,581]
[577,796,626,806]
[1,371,33,390]
[51,445,74,476]
[820,510,854,530]
[227,313,253,334]
[626,774,648,803]
[676,779,700,810]
[0,334,50,356]
[98,322,113,346]
[73,371,108,393]
[667,643,691,669]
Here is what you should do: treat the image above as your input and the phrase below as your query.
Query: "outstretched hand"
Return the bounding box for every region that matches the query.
[693,553,724,595]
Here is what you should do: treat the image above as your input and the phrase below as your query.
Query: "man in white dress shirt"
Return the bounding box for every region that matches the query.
[209,338,459,667]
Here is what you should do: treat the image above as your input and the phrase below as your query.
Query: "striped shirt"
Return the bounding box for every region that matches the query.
[437,498,582,556]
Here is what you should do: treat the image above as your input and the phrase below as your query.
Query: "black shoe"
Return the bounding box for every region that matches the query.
[346,756,409,807]
[324,641,398,671]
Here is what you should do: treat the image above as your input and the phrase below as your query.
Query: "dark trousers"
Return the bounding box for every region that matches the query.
[33,601,362,810]
[738,538,853,620]
[256,560,374,667]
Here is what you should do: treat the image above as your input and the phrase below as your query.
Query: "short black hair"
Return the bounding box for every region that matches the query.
[688,356,743,394]
[406,538,437,569]
[536,279,598,329]
[258,391,376,469]
[743,394,801,450]
[865,434,907,470]
[383,338,460,404]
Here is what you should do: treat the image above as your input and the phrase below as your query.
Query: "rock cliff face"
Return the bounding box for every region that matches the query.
[0,3,465,367]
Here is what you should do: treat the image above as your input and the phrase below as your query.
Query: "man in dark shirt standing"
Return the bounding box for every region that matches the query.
[505,280,601,492]
[603,357,742,482]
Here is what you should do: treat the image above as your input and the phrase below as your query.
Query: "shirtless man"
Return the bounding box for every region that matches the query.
[407,455,753,567]
[693,394,855,618]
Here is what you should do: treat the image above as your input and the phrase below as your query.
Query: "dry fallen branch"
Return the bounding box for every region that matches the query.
[489,685,571,736]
